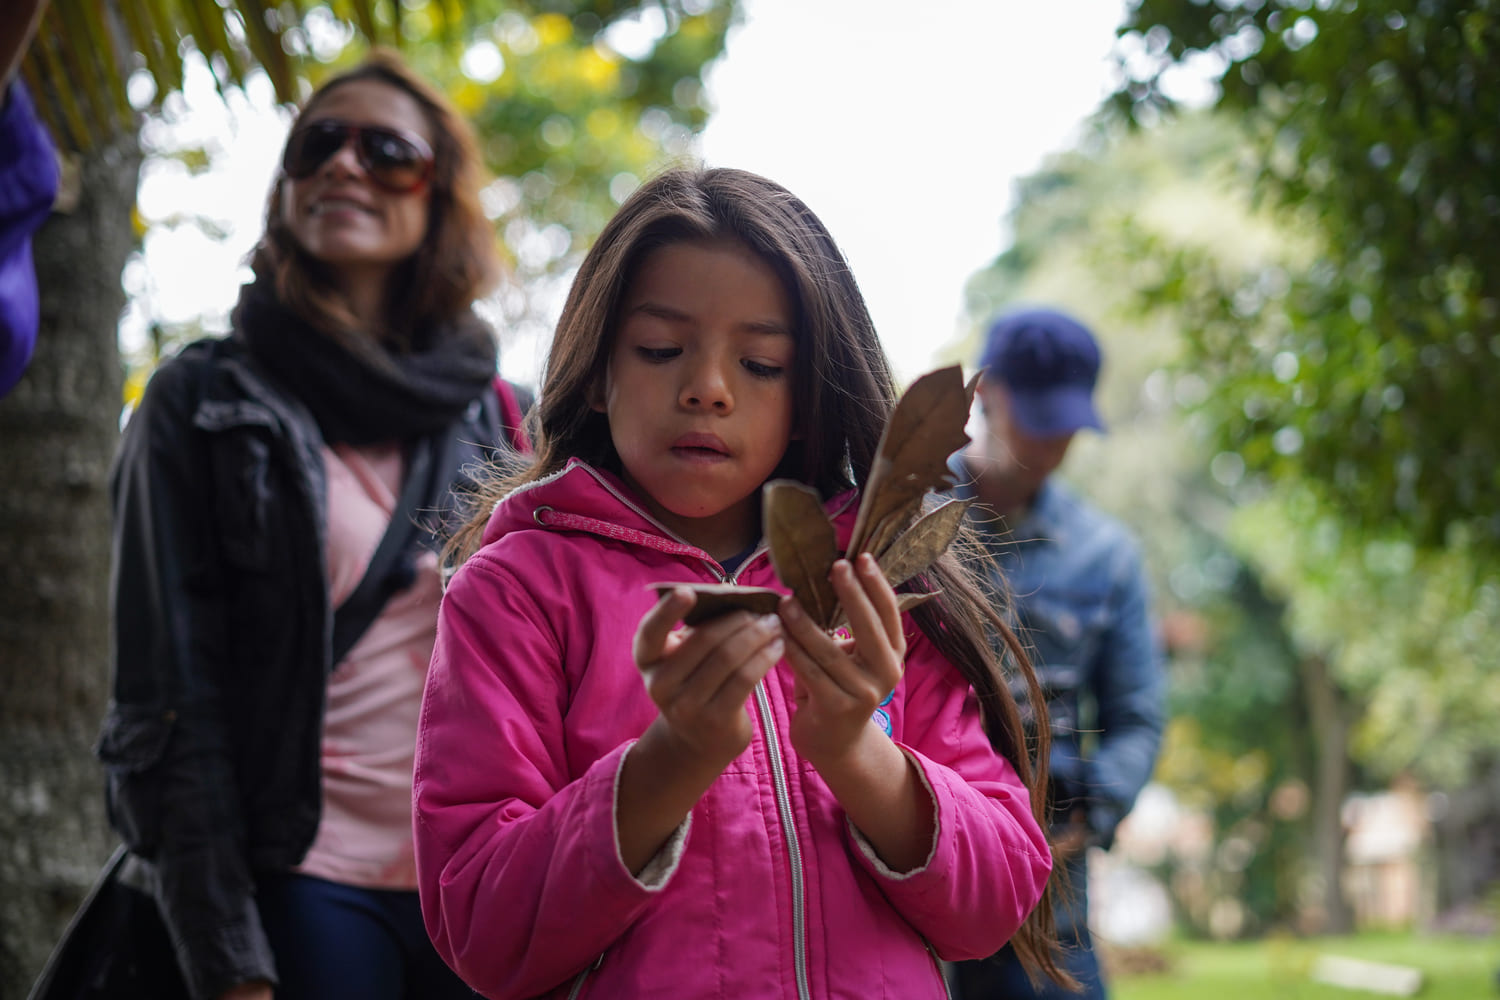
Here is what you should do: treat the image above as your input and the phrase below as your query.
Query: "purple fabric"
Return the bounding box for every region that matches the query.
[0,80,59,397]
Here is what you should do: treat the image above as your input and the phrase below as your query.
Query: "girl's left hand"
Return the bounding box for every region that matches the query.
[778,552,907,766]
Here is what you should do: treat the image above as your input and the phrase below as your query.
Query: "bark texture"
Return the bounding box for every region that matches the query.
[0,132,140,999]
[1302,652,1355,935]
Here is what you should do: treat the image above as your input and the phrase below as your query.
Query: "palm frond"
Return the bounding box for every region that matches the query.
[22,0,390,153]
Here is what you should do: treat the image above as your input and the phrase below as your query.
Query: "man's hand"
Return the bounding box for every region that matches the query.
[1052,808,1091,861]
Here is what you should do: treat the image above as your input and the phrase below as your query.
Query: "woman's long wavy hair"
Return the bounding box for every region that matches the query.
[250,48,500,352]
[447,165,1070,985]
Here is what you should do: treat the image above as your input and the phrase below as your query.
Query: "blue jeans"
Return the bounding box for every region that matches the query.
[949,927,1106,1000]
[257,872,474,1000]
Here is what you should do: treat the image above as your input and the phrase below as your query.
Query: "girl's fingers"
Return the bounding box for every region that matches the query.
[642,606,781,708]
[782,558,905,703]
[778,595,861,700]
[836,554,905,653]
[776,593,832,655]
[634,587,695,667]
[674,613,782,706]
[779,628,848,702]
[702,628,783,710]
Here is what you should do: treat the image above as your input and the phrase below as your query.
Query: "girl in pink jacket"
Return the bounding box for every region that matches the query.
[416,167,1067,999]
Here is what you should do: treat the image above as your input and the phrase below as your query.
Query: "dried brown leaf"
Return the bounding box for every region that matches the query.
[896,591,939,614]
[763,480,840,628]
[829,590,939,631]
[846,366,975,558]
[650,583,783,626]
[876,498,972,589]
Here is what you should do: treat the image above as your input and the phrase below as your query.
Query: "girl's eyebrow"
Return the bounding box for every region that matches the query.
[626,301,793,338]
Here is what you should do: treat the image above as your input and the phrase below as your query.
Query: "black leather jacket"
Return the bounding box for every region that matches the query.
[97,335,519,999]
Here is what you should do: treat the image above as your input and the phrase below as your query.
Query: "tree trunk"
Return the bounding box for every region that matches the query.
[0,131,140,999]
[1302,651,1355,935]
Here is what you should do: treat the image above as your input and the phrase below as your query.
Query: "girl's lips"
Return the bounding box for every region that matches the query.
[671,432,729,459]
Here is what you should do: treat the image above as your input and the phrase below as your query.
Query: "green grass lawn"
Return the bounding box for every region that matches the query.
[1111,932,1498,1000]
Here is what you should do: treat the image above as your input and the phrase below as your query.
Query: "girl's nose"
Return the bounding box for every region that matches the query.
[680,358,733,412]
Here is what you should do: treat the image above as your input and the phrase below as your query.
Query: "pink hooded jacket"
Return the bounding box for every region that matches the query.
[414,461,1051,999]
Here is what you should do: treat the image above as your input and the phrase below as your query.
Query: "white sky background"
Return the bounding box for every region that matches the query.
[698,0,1128,383]
[123,0,1130,388]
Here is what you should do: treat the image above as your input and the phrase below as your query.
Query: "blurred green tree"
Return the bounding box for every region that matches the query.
[0,2,736,992]
[1108,0,1500,926]
[1111,0,1500,559]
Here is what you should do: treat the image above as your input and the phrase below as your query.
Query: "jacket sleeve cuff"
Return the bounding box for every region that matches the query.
[612,740,691,890]
[151,875,276,1000]
[845,745,940,881]
[186,907,279,1000]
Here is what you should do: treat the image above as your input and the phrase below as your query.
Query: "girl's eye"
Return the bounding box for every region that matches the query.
[743,359,785,379]
[636,346,681,363]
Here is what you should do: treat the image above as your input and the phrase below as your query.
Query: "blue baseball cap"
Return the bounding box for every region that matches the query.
[978,307,1105,436]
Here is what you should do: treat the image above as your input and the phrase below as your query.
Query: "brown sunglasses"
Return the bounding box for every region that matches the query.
[282,120,434,193]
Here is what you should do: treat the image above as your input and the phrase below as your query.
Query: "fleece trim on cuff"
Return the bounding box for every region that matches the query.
[846,745,940,881]
[612,740,692,890]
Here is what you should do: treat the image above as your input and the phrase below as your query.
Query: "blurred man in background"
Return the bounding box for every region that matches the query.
[949,307,1165,999]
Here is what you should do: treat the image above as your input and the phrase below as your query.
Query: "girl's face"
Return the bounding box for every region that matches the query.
[279,79,434,299]
[594,239,797,562]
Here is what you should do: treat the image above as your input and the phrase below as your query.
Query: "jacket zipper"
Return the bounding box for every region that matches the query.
[754,683,811,1000]
[567,951,605,999]
[926,940,954,1000]
[543,466,825,998]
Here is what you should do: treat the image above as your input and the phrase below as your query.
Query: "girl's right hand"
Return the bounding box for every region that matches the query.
[618,587,785,874]
[632,586,784,768]
[218,983,273,1000]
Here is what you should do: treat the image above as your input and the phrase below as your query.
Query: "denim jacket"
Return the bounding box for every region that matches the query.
[950,462,1164,930]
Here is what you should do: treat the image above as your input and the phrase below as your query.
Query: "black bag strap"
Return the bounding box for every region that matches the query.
[26,846,191,1000]
[329,425,447,666]
[329,377,530,667]
[26,847,129,1000]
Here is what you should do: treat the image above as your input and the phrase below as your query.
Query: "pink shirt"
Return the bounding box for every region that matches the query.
[296,442,442,889]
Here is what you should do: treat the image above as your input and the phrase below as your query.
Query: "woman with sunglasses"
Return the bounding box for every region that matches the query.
[100,50,524,1000]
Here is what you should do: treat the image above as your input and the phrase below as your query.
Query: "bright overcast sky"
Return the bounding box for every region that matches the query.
[125,0,1127,388]
[699,0,1128,382]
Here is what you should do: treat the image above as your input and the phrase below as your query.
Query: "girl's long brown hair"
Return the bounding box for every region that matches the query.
[447,166,1070,984]
[251,48,500,353]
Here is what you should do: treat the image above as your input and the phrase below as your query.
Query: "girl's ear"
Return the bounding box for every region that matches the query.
[587,374,607,413]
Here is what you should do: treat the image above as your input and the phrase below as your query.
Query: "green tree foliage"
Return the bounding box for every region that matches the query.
[1107,0,1500,794]
[402,4,735,274]
[1112,0,1500,558]
[1231,487,1500,790]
